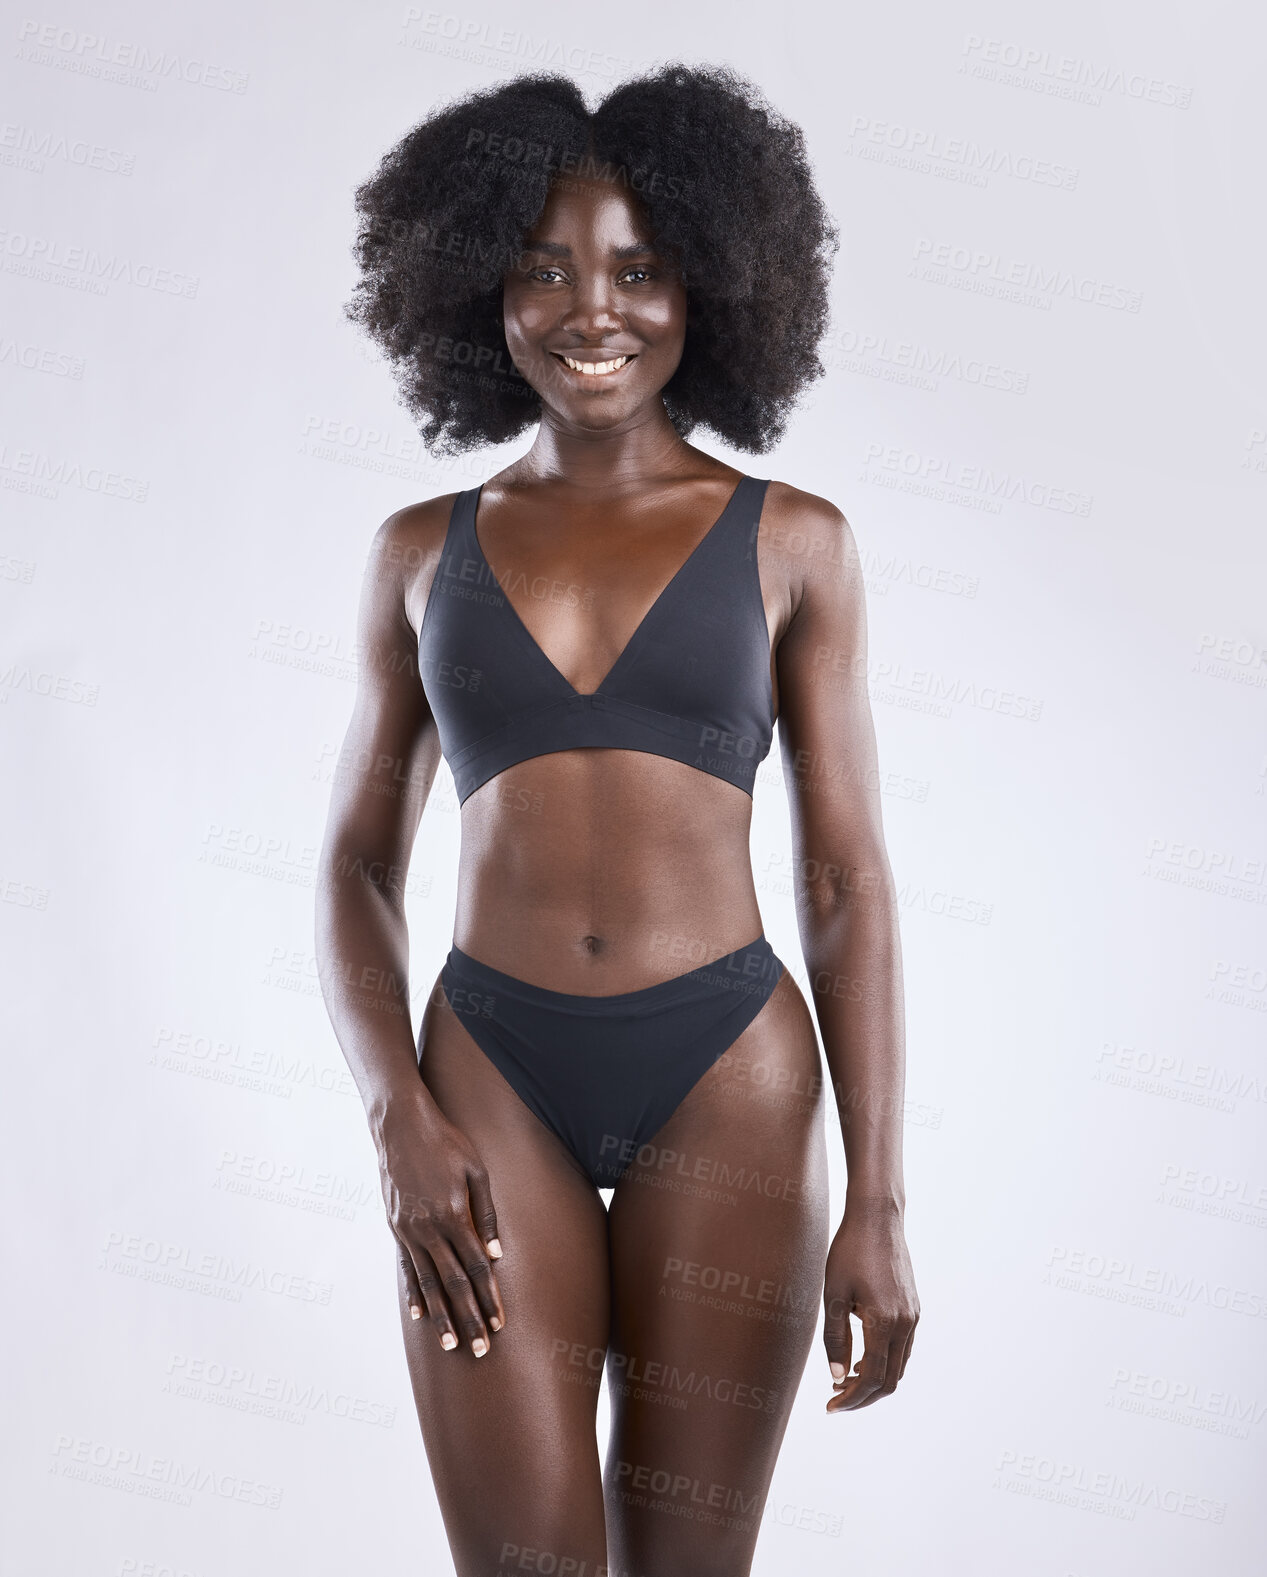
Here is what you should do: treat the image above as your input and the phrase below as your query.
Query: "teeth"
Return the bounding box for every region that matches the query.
[561,355,631,376]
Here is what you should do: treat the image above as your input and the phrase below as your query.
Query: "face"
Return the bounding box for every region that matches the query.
[501,176,687,432]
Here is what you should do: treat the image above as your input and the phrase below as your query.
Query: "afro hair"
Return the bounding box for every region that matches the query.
[345,62,838,456]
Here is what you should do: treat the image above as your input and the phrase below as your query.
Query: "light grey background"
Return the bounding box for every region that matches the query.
[3,1,1264,1572]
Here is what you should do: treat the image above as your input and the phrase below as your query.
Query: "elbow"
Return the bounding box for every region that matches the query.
[317,832,407,907]
[797,857,896,925]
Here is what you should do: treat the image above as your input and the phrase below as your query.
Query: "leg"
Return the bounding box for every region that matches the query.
[400,975,612,1577]
[603,970,830,1577]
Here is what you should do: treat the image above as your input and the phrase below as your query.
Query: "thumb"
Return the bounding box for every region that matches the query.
[466,1162,502,1260]
[823,1289,854,1381]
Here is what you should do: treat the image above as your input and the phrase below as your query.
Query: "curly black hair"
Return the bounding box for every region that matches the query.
[345,63,838,457]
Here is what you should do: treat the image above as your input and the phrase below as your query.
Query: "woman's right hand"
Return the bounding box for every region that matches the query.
[370,1086,506,1356]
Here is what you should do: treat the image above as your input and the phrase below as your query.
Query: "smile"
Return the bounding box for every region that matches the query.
[551,353,636,377]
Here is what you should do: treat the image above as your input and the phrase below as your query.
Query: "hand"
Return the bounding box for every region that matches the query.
[371,1087,506,1357]
[822,1202,918,1412]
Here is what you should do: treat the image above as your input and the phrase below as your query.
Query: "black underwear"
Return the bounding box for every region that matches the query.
[434,936,786,1186]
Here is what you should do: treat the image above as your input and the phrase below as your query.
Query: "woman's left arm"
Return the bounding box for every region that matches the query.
[772,487,919,1413]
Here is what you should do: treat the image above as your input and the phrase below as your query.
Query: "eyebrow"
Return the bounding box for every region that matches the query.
[519,240,658,260]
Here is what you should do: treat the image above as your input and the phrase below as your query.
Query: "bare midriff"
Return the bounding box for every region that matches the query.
[451,749,766,995]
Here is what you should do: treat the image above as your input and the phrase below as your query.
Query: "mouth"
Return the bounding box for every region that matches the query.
[549,351,637,380]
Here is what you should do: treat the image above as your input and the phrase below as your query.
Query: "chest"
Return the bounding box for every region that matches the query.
[478,510,739,694]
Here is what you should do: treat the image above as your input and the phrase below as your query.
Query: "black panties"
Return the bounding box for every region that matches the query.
[437,936,785,1185]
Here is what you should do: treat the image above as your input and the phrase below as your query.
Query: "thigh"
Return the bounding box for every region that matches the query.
[399,974,612,1577]
[603,970,831,1577]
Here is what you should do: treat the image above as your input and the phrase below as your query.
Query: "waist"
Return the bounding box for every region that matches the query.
[450,753,764,991]
[444,931,781,1009]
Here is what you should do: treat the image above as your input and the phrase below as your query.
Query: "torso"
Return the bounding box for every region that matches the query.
[400,462,802,994]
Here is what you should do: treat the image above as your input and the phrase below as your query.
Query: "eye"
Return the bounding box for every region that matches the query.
[620,267,655,284]
[529,266,567,284]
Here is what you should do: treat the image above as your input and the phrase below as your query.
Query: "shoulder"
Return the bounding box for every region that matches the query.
[759,478,861,618]
[364,490,468,633]
[761,477,854,548]
[369,490,464,573]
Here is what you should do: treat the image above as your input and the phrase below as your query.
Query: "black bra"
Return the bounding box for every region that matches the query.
[417,475,775,805]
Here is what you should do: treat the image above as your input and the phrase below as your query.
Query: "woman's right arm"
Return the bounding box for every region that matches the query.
[315,503,505,1357]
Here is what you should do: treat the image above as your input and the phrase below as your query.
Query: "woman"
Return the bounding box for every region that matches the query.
[317,63,918,1577]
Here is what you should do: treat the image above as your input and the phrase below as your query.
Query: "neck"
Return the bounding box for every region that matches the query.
[513,400,699,491]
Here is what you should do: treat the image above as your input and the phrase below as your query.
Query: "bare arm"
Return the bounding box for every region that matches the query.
[315,503,506,1357]
[774,490,919,1410]
[315,509,441,1113]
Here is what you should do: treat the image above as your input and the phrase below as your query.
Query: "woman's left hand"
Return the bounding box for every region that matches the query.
[821,1203,919,1412]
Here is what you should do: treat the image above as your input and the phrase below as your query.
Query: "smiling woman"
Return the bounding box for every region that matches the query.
[343,63,839,455]
[503,185,677,417]
[318,61,918,1577]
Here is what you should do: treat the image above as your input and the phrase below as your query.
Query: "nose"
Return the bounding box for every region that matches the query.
[557,270,624,338]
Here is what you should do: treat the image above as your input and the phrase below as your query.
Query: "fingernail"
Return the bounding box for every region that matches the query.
[472,1337,488,1357]
[409,1305,422,1320]
[490,1316,502,1331]
[487,1238,503,1259]
[440,1332,458,1350]
[830,1361,845,1380]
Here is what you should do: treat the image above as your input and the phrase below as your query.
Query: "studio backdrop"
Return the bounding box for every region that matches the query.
[3,1,1263,1573]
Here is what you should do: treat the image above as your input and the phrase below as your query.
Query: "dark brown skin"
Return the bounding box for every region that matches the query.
[316,173,918,1576]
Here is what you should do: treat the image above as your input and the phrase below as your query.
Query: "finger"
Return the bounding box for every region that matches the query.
[453,1220,505,1333]
[837,1308,918,1391]
[896,1314,918,1382]
[830,1305,889,1387]
[466,1162,502,1262]
[877,1326,910,1396]
[822,1292,853,1384]
[395,1240,424,1321]
[427,1235,491,1357]
[826,1353,886,1411]
[401,1238,459,1352]
[827,1315,891,1412]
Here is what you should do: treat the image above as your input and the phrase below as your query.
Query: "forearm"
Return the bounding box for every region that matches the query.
[798,865,907,1215]
[315,860,438,1129]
